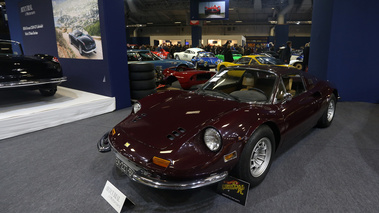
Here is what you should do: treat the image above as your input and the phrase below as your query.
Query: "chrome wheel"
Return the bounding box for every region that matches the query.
[327,98,335,122]
[250,137,272,177]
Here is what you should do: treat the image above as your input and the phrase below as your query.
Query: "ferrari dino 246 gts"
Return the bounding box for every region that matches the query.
[98,65,338,190]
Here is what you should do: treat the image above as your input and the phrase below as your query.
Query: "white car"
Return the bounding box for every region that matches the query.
[174,48,205,61]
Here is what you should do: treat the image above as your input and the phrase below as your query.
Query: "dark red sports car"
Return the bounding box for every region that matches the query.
[98,65,338,190]
[205,5,221,15]
[160,66,216,90]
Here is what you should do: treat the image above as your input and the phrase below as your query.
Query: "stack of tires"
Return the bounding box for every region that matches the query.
[128,63,157,100]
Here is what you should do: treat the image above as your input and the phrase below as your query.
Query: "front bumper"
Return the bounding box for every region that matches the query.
[97,132,228,190]
[114,150,228,190]
[0,77,67,89]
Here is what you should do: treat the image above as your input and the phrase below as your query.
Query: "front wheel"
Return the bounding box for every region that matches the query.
[39,86,57,96]
[79,45,84,55]
[218,65,226,72]
[235,125,275,188]
[175,55,180,60]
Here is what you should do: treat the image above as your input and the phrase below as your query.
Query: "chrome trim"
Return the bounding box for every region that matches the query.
[82,48,96,54]
[0,77,67,89]
[113,149,228,190]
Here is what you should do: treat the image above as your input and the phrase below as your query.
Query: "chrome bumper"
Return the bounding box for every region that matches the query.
[114,150,228,190]
[0,77,67,89]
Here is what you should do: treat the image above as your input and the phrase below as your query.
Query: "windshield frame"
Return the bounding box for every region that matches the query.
[0,40,24,56]
[199,67,278,104]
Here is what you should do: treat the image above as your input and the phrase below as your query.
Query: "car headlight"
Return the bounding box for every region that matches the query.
[204,128,222,152]
[132,102,141,113]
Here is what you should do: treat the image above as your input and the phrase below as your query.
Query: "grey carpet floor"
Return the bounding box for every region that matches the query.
[0,102,378,213]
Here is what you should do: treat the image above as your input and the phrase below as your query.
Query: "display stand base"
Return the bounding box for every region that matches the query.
[0,86,115,140]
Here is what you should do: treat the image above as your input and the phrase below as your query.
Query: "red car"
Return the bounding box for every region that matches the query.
[160,66,216,90]
[98,65,338,190]
[152,49,170,59]
[205,5,221,15]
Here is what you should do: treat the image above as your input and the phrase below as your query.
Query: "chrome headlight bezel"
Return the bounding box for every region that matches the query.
[132,102,141,114]
[204,127,222,152]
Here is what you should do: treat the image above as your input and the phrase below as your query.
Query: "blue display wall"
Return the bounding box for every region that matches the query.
[6,0,131,109]
[310,0,379,103]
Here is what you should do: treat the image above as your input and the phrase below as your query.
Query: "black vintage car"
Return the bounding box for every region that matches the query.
[68,30,96,55]
[0,40,66,96]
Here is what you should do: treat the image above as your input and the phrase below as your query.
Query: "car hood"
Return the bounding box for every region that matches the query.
[117,91,238,150]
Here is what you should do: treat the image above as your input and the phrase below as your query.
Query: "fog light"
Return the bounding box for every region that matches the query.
[153,156,171,168]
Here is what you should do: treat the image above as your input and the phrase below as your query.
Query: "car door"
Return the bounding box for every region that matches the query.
[275,74,320,142]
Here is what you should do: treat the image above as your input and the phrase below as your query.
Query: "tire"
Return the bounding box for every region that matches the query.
[39,86,57,96]
[128,63,155,73]
[130,89,156,100]
[294,62,303,70]
[130,79,156,90]
[79,45,83,55]
[175,55,180,60]
[218,65,225,72]
[235,125,275,188]
[317,94,337,128]
[129,71,155,81]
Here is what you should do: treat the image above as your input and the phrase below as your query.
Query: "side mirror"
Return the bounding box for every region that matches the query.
[283,93,293,102]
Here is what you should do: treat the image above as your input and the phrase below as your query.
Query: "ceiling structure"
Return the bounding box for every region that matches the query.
[124,0,313,27]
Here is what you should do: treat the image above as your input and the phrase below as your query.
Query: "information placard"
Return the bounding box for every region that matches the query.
[101,181,127,213]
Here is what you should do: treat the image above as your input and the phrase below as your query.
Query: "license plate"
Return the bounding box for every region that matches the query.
[115,157,135,177]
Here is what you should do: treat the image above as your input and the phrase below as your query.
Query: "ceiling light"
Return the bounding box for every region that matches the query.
[147,22,153,24]
[174,22,181,24]
[235,21,242,23]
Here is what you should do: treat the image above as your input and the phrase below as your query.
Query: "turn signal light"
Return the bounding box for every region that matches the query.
[224,151,237,162]
[152,156,171,168]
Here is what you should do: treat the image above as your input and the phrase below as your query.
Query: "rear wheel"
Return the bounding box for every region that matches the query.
[294,62,303,70]
[235,125,275,188]
[317,94,336,128]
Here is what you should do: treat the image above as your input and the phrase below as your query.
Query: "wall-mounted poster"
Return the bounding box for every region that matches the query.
[52,0,103,60]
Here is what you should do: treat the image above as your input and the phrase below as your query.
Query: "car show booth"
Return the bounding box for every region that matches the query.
[5,0,131,109]
[3,0,131,138]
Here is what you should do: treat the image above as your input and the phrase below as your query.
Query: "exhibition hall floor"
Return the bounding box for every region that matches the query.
[0,87,115,140]
[0,102,378,213]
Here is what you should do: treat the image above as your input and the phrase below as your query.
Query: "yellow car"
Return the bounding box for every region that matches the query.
[217,55,293,71]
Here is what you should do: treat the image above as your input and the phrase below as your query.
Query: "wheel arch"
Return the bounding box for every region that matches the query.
[261,121,281,152]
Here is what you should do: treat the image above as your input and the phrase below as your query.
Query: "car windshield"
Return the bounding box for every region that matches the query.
[256,56,285,65]
[127,51,162,61]
[199,68,277,103]
[198,52,215,57]
[0,40,23,56]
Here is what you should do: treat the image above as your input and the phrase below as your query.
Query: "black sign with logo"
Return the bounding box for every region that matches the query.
[217,176,250,206]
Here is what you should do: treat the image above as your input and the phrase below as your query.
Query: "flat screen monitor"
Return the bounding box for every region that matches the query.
[190,0,229,20]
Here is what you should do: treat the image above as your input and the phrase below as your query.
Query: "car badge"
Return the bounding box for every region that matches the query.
[124,142,130,148]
